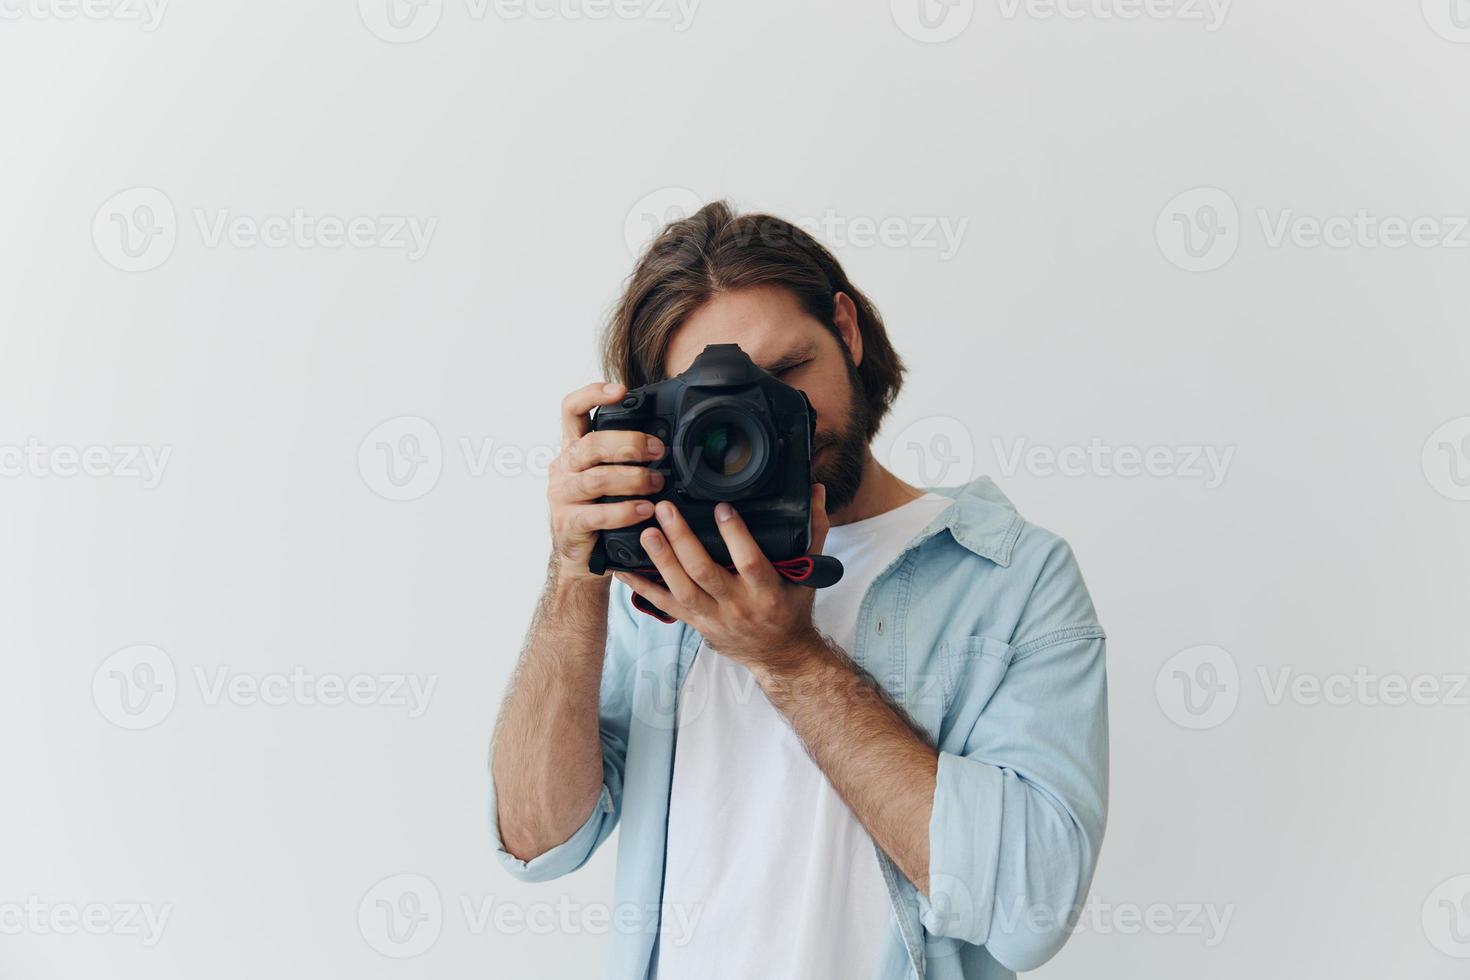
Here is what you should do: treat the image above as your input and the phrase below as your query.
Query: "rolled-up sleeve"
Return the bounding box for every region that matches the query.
[489,774,620,882]
[487,581,639,883]
[919,630,1109,972]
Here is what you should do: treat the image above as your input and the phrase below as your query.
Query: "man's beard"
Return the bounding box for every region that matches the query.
[810,356,870,516]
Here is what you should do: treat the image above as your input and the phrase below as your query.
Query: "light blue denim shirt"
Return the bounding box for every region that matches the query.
[489,477,1108,979]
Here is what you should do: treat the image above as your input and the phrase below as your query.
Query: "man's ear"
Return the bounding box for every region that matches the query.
[833,292,863,368]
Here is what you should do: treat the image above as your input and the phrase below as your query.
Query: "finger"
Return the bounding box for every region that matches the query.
[612,571,682,622]
[561,430,664,473]
[552,464,664,504]
[640,526,713,613]
[655,501,733,599]
[808,483,830,555]
[563,500,656,535]
[561,382,627,448]
[713,502,779,589]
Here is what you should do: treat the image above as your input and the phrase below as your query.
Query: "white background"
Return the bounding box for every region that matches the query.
[3,0,1469,977]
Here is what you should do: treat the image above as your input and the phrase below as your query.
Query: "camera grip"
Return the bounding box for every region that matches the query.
[623,554,845,623]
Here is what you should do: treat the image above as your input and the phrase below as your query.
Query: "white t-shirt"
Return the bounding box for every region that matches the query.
[655,492,955,980]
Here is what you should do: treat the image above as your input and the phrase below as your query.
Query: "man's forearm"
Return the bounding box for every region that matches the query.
[491,557,610,861]
[752,635,939,893]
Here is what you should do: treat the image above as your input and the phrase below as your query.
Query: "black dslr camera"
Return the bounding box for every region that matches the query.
[588,344,839,587]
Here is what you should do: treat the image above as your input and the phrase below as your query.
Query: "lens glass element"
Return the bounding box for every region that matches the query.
[695,422,754,477]
[677,400,771,499]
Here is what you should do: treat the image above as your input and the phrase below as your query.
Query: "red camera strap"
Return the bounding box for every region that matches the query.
[625,556,821,624]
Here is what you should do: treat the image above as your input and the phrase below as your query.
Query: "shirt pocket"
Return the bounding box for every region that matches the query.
[940,634,1016,719]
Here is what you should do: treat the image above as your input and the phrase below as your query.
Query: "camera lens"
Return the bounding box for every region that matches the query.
[676,400,772,499]
[694,421,754,477]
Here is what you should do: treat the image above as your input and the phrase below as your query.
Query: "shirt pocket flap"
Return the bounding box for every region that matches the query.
[941,634,1017,717]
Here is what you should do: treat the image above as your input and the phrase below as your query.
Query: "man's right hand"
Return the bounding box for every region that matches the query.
[548,381,665,582]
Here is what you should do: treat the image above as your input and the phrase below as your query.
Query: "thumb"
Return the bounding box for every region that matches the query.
[808,483,830,554]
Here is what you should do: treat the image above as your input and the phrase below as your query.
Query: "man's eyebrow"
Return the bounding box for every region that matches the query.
[760,343,816,375]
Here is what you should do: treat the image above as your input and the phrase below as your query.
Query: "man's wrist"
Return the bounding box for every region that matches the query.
[549,551,607,589]
[753,632,905,722]
[751,630,844,698]
[546,553,612,611]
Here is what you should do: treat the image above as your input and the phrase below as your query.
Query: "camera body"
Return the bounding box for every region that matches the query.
[589,343,817,575]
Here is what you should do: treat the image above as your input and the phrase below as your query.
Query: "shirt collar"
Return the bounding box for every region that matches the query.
[917,476,1024,567]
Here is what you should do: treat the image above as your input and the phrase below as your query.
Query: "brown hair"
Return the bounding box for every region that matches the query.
[600,201,905,443]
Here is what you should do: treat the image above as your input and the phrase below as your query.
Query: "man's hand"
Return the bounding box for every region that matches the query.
[547,381,666,582]
[617,482,941,892]
[614,484,831,677]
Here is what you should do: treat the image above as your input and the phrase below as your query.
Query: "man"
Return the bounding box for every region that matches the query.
[489,202,1108,979]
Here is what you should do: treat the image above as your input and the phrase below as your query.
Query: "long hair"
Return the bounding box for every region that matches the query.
[600,201,905,443]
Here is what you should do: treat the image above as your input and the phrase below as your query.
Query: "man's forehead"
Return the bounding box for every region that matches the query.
[661,285,820,376]
[664,331,817,377]
[667,310,829,379]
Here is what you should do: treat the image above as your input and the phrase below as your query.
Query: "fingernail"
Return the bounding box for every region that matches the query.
[603,383,622,395]
[648,471,664,490]
[715,503,733,523]
[656,501,676,523]
[642,530,665,554]
[646,437,662,457]
[635,501,655,517]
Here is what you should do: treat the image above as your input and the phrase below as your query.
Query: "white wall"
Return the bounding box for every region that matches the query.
[2,1,1468,977]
